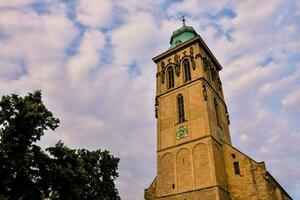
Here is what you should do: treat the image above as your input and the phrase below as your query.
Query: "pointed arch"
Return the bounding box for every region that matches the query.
[177,94,185,123]
[183,58,191,82]
[167,66,175,89]
[214,97,221,128]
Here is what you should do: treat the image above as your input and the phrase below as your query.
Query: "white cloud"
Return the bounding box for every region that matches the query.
[0,0,34,8]
[116,0,163,12]
[167,0,229,16]
[281,88,300,115]
[67,30,105,81]
[258,67,300,100]
[0,60,24,81]
[230,0,281,28]
[225,63,282,99]
[76,0,114,28]
[239,134,250,144]
[0,4,78,79]
[110,12,159,65]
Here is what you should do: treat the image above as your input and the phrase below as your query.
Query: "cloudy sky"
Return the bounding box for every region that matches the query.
[0,0,299,199]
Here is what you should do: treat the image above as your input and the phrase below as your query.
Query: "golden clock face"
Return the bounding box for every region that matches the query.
[176,127,187,139]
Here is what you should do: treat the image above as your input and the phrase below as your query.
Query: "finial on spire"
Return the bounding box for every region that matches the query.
[182,15,186,26]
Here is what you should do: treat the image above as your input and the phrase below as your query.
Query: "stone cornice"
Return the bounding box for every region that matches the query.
[153,35,223,71]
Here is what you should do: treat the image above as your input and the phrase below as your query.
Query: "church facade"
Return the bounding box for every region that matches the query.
[144,22,292,200]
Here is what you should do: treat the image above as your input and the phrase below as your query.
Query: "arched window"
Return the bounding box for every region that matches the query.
[183,59,191,82]
[214,98,221,128]
[177,94,185,123]
[167,67,174,89]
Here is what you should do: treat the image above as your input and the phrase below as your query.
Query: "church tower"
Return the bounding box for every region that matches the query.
[145,20,292,200]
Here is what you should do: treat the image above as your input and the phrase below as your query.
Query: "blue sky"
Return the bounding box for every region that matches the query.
[0,0,300,199]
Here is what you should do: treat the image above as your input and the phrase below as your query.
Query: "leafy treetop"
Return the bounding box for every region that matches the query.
[0,91,120,200]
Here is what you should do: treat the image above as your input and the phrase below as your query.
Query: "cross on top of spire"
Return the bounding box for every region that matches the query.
[182,15,186,26]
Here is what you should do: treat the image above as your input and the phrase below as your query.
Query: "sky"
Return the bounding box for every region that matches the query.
[0,0,299,199]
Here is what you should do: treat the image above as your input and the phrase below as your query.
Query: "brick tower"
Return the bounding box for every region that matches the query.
[144,20,292,200]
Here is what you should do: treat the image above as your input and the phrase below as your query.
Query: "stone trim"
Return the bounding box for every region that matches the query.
[157,134,221,153]
[158,185,230,198]
[153,35,223,71]
[265,171,293,200]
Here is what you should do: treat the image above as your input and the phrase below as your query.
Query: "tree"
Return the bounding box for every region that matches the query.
[0,91,120,200]
[46,142,120,200]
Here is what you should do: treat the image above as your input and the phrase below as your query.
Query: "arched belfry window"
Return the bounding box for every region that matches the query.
[177,94,185,123]
[214,98,221,128]
[167,67,174,89]
[183,59,191,82]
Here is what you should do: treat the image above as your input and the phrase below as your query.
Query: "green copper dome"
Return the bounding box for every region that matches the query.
[170,23,198,49]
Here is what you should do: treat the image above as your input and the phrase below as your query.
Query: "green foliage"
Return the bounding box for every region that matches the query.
[0,91,120,200]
